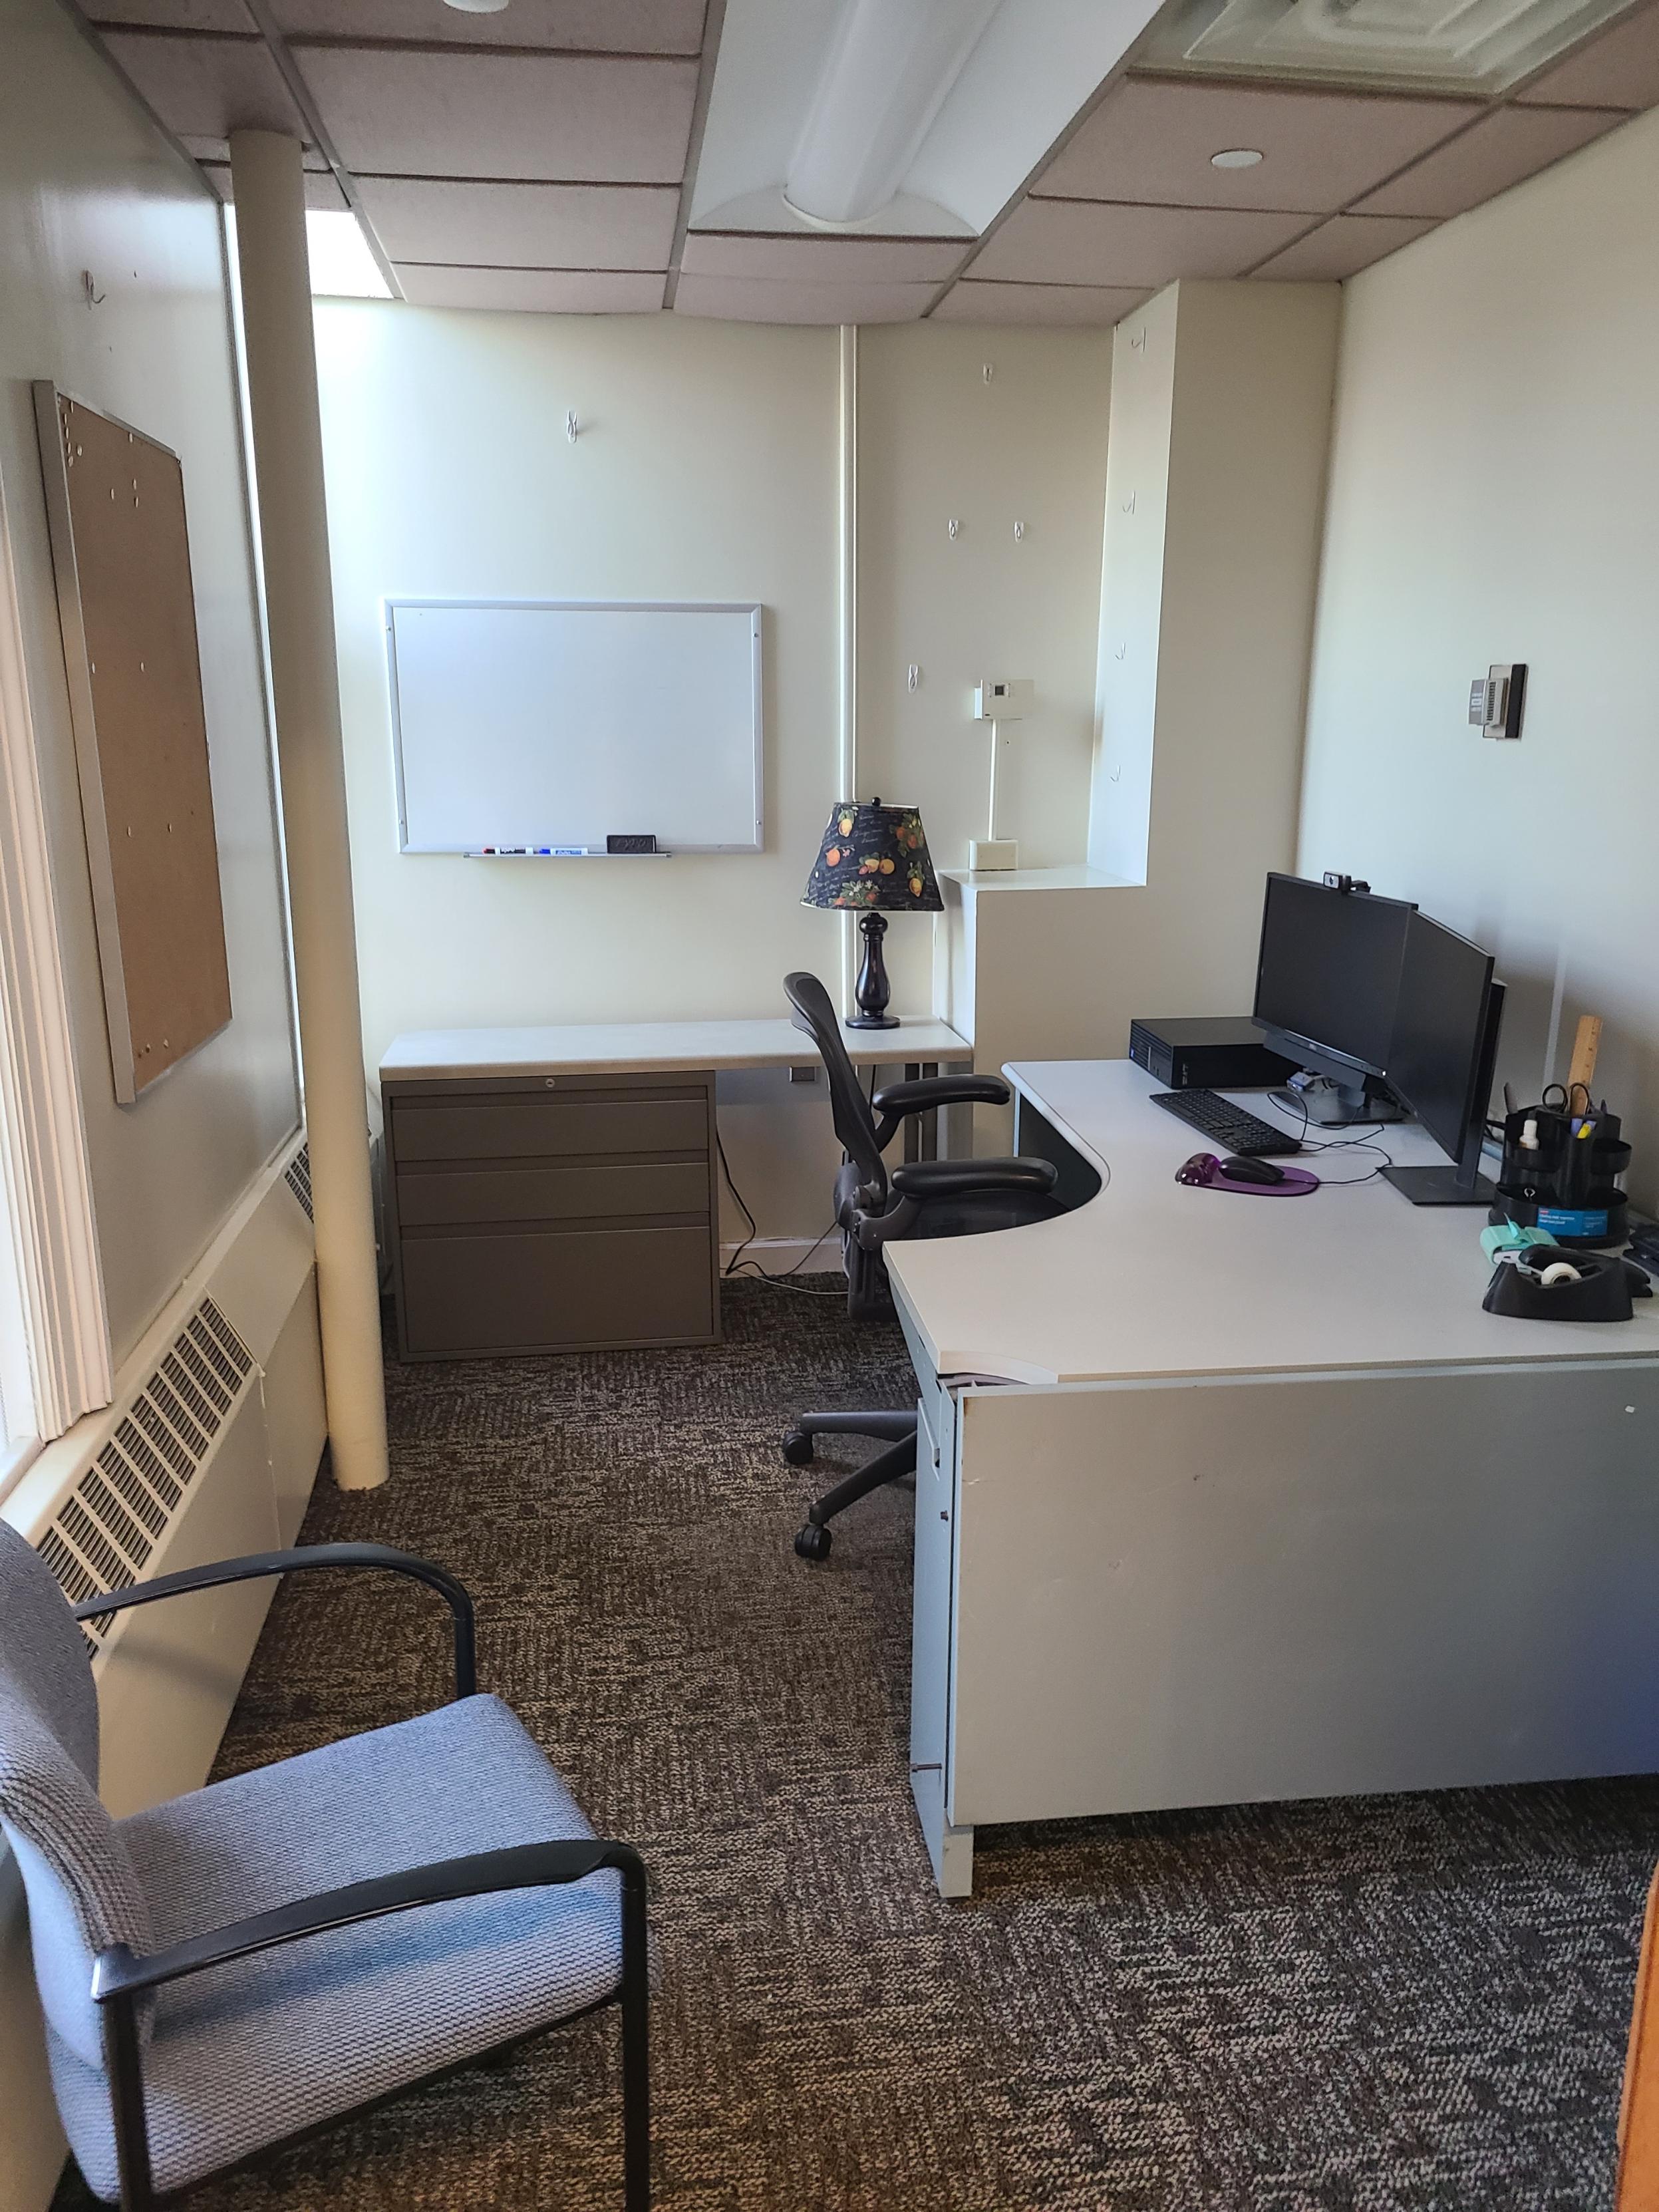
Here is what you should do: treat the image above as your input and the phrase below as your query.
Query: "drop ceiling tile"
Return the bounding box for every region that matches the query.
[1356,103,1624,215]
[358,177,677,269]
[396,265,666,312]
[90,0,253,27]
[931,280,1150,325]
[270,0,705,53]
[293,47,698,182]
[1515,2,1659,106]
[200,160,348,210]
[1249,212,1437,278]
[680,233,966,283]
[1040,78,1478,215]
[672,274,934,324]
[971,199,1309,286]
[99,29,308,139]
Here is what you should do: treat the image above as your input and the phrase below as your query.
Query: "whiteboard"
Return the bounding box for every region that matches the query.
[386,599,764,854]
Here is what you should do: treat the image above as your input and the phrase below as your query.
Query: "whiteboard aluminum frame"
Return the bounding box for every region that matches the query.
[384,597,765,856]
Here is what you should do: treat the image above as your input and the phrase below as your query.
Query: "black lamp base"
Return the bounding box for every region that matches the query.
[847,911,900,1028]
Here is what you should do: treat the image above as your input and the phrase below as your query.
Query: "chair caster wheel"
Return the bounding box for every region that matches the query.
[794,1522,832,1562]
[781,1430,815,1466]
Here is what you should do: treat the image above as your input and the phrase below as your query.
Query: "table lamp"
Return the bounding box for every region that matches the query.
[802,798,943,1029]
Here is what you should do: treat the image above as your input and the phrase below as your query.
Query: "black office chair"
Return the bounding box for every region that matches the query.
[780,971,1064,1561]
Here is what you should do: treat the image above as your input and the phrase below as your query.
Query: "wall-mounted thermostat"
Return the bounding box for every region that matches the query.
[971,677,1033,720]
[1469,663,1527,741]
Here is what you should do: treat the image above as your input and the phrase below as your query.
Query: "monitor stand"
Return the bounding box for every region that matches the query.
[1381,1163,1495,1207]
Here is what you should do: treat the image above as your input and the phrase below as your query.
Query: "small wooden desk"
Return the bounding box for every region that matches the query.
[378,1017,970,1360]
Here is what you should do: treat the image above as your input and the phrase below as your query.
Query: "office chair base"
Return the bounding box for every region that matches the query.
[792,1429,919,1563]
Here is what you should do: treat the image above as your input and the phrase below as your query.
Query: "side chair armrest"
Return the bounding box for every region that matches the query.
[91,1838,647,2002]
[73,1543,477,1700]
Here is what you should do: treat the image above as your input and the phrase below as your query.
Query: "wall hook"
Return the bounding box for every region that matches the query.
[1129,325,1146,352]
[907,664,921,693]
[982,363,994,385]
[947,518,961,540]
[81,269,105,308]
[1012,520,1026,543]
[565,410,579,443]
[1122,490,1136,514]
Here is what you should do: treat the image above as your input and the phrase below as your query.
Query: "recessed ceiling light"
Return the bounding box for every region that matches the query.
[444,0,510,13]
[1211,147,1265,167]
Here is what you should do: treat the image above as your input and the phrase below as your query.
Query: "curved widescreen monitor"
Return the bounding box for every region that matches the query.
[1251,873,1414,1078]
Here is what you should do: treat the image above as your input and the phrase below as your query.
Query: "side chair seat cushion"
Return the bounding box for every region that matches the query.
[51,1694,622,2201]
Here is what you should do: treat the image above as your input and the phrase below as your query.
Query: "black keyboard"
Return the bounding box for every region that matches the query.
[1150,1088,1302,1158]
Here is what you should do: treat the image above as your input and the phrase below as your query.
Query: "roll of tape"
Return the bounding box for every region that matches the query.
[1539,1261,1583,1287]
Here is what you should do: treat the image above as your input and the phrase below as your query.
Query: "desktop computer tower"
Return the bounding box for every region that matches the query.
[1128,1017,1298,1091]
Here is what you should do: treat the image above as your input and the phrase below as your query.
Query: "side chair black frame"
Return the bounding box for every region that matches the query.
[71,1545,649,2212]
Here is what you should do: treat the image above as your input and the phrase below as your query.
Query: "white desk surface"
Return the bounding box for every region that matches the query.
[885,1058,1659,1387]
[379,1015,971,1083]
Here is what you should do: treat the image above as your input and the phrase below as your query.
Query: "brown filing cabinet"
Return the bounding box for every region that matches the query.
[382,1068,720,1358]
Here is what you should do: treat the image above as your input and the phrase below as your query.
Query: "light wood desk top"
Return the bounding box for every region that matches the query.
[885,1058,1659,1386]
[379,1015,971,1084]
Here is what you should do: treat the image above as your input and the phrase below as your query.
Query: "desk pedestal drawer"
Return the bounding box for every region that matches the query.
[396,1160,707,1229]
[400,1225,714,1356]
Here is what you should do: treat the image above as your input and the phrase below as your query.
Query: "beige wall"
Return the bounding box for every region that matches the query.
[1,0,298,1365]
[317,305,1116,1239]
[857,323,1113,1013]
[1300,108,1659,1206]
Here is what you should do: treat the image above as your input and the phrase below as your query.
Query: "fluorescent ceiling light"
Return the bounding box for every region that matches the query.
[305,209,392,300]
[786,0,1004,227]
[1210,146,1264,164]
[1139,0,1643,93]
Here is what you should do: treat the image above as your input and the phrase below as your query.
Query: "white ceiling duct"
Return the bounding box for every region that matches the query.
[785,0,1004,228]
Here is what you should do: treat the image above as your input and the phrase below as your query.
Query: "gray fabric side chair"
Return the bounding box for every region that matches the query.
[0,1521,649,2210]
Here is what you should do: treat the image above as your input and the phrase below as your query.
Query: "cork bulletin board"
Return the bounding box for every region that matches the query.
[34,387,231,1104]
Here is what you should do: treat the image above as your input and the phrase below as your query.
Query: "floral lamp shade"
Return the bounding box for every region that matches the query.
[800,800,943,912]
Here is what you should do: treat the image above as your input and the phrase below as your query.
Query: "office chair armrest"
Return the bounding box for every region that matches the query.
[870,1073,1010,1152]
[889,1157,1059,1201]
[72,1543,477,1700]
[90,1838,646,2002]
[869,1073,1009,1116]
[855,1156,1060,1248]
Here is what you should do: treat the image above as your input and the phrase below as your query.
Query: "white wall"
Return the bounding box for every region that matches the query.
[1,0,298,1366]
[317,305,1118,1239]
[1300,108,1659,1207]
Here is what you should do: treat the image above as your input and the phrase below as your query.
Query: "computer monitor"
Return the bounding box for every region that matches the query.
[1252,873,1414,1085]
[1378,911,1505,1207]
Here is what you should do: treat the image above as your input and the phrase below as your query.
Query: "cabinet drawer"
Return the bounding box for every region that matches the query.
[392,1094,708,1164]
[400,1225,714,1355]
[397,1160,708,1228]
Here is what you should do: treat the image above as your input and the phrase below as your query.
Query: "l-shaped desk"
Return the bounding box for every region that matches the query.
[887,1058,1659,1896]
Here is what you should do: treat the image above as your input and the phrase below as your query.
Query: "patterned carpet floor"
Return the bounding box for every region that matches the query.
[56,1280,1659,2211]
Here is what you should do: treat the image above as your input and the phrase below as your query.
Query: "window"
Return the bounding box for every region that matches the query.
[0,458,112,1500]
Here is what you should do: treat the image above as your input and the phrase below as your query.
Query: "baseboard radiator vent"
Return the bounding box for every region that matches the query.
[283,1141,313,1221]
[35,1297,255,1659]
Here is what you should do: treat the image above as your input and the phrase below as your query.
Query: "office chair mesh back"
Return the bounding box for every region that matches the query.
[0,1523,154,2071]
[784,971,888,1199]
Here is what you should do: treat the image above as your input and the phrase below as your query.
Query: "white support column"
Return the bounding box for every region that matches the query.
[228,129,387,1491]
[837,322,859,1019]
